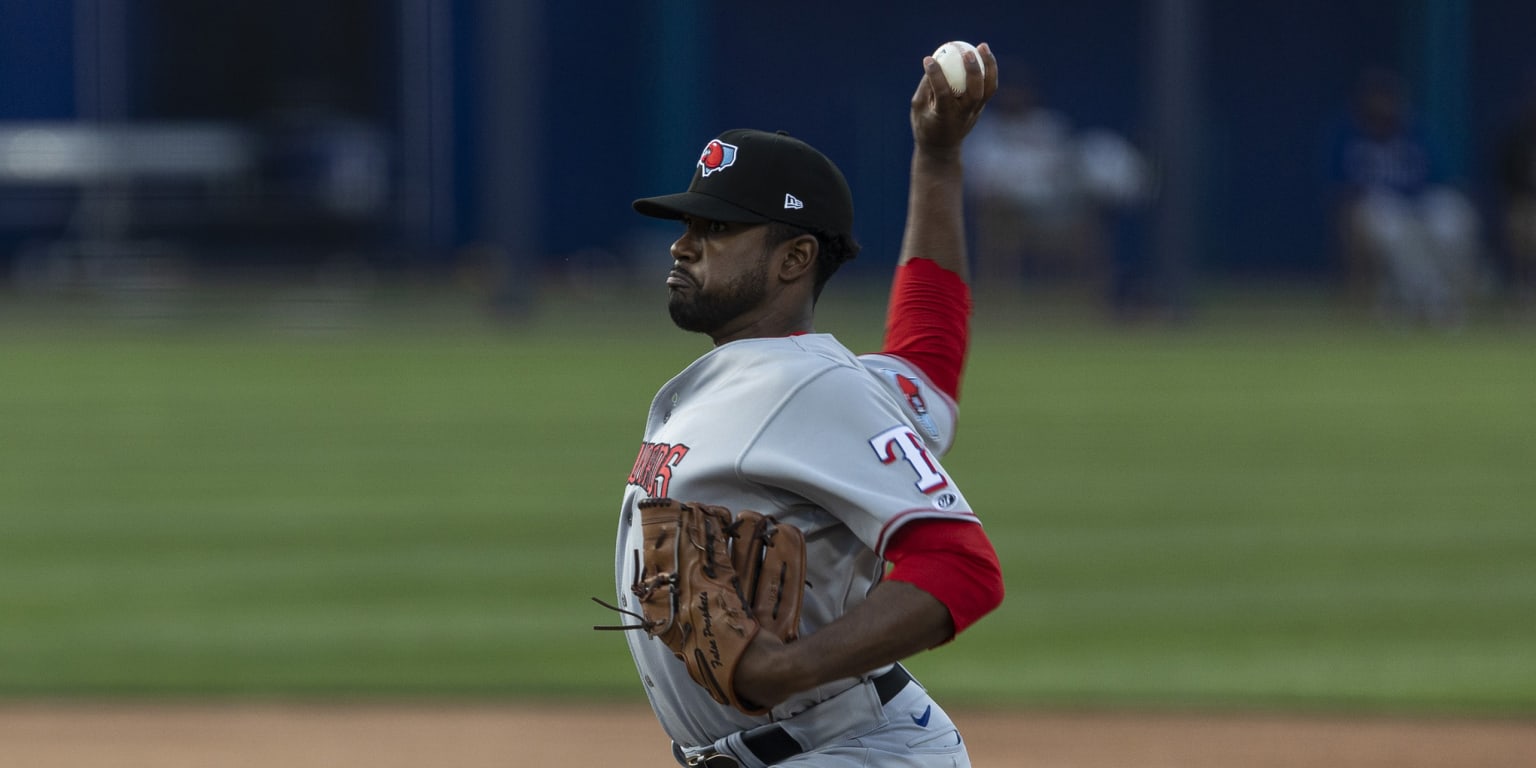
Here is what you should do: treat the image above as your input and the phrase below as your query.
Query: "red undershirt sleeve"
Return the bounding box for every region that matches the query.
[883,518,1004,639]
[881,258,972,401]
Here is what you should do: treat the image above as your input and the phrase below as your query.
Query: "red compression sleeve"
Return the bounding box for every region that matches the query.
[884,518,1004,638]
[882,259,971,400]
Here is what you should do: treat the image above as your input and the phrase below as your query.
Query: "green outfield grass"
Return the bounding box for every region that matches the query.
[1,285,1533,714]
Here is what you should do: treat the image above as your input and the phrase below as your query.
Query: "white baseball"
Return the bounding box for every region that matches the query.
[932,41,982,96]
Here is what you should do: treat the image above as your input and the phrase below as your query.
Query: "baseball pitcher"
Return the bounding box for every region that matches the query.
[602,43,1004,767]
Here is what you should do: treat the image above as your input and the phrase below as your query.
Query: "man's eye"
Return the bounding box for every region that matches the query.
[708,221,729,234]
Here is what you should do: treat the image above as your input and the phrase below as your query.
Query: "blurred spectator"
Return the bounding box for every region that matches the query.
[965,73,1147,306]
[1329,67,1482,326]
[1498,75,1536,308]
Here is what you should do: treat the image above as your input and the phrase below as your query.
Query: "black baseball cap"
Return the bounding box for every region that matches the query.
[633,129,854,241]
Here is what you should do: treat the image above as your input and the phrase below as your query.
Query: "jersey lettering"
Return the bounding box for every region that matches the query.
[628,441,690,498]
[867,426,949,493]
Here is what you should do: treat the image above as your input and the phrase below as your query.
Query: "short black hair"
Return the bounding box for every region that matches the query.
[764,221,862,302]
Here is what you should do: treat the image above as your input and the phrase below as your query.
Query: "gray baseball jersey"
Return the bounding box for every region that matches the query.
[614,333,970,747]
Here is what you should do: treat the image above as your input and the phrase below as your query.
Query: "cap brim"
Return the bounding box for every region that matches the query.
[632,191,770,224]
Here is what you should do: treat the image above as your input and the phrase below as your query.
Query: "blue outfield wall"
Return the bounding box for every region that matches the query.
[0,2,74,120]
[537,1,1536,280]
[3,1,1536,280]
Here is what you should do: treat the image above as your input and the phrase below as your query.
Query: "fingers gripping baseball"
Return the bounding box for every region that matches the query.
[912,40,999,150]
[593,498,806,715]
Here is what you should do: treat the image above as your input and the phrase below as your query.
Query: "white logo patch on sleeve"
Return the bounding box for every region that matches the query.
[879,368,941,442]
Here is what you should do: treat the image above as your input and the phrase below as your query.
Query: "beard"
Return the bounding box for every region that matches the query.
[668,254,770,336]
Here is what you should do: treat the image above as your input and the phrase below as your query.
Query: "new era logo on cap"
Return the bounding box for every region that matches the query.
[784,194,803,210]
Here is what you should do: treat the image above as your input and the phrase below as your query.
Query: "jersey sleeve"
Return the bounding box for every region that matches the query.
[884,519,1004,638]
[880,258,971,400]
[858,353,958,457]
[740,364,976,554]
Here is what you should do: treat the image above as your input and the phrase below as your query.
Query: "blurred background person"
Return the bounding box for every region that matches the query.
[965,70,1147,314]
[1328,67,1483,327]
[1497,73,1536,310]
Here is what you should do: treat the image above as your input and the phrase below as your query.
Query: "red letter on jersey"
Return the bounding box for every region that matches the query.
[628,441,690,498]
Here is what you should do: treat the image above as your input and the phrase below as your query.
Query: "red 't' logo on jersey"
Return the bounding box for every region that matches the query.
[628,441,690,498]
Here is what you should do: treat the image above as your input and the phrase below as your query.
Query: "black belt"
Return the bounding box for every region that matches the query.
[672,664,914,767]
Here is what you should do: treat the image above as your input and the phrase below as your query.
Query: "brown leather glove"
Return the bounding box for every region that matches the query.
[595,498,805,715]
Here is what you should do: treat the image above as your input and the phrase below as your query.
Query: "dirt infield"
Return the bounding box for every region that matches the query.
[2,703,1533,767]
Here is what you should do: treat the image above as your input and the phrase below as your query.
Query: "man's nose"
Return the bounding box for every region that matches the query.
[670,232,699,262]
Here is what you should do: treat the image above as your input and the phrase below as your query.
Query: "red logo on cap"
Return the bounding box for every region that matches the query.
[698,140,738,176]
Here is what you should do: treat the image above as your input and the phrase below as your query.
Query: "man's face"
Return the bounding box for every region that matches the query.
[666,217,773,337]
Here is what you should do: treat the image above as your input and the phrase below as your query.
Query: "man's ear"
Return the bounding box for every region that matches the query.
[776,234,820,283]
